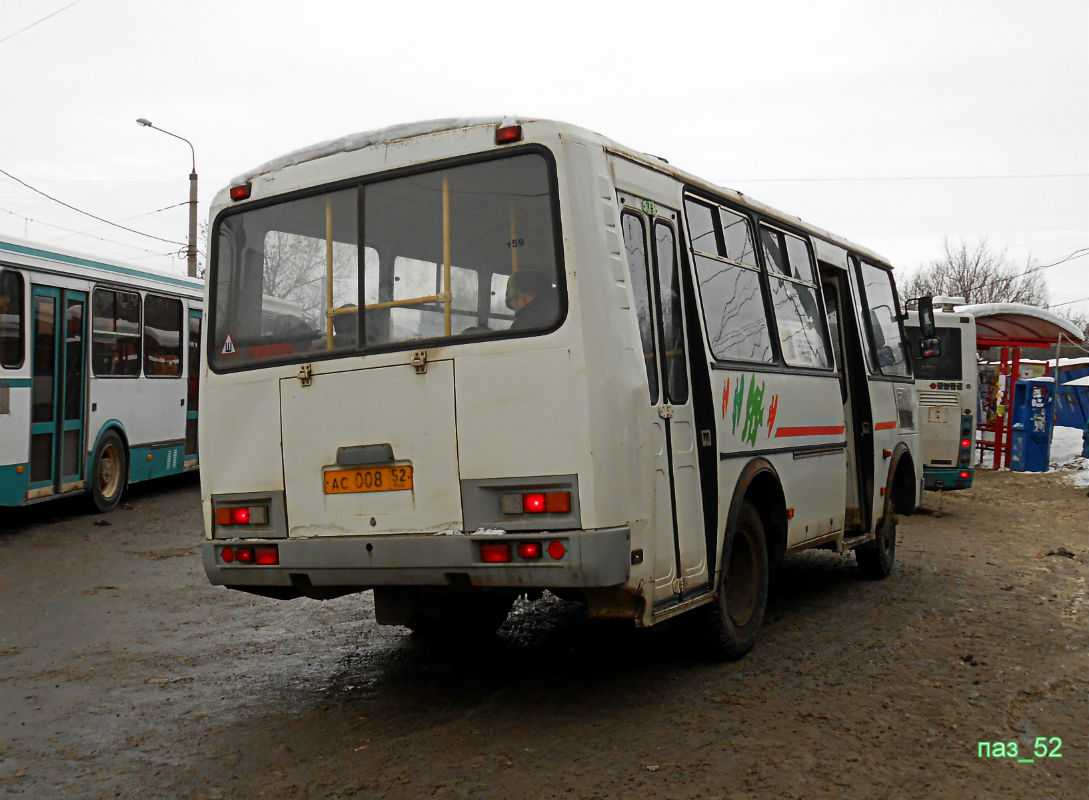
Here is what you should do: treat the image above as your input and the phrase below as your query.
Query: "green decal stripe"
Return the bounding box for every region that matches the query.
[0,240,202,291]
[0,378,32,388]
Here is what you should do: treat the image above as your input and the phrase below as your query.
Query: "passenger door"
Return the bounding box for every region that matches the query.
[29,286,87,496]
[619,198,708,610]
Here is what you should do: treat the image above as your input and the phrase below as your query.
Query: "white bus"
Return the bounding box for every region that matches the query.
[905,298,977,490]
[200,118,922,658]
[0,239,203,511]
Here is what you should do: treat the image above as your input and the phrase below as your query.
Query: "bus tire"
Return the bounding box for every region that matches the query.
[704,500,769,661]
[856,513,896,579]
[90,430,128,513]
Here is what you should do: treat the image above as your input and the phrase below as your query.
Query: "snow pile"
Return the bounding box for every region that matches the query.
[1050,425,1089,487]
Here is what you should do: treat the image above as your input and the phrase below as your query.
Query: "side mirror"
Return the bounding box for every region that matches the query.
[918,296,936,338]
[918,336,942,359]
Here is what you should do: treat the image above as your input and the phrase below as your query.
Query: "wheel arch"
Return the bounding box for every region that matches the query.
[722,458,788,575]
[89,420,130,466]
[886,442,917,517]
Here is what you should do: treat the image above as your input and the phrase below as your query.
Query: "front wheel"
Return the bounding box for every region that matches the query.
[703,500,769,661]
[856,512,896,579]
[90,430,127,513]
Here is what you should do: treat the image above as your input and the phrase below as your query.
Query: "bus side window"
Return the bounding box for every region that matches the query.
[621,211,658,404]
[857,261,910,377]
[761,227,830,369]
[92,289,141,377]
[0,270,25,369]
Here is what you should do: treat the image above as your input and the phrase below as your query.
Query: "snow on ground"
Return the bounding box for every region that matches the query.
[977,425,1089,486]
[1050,425,1089,487]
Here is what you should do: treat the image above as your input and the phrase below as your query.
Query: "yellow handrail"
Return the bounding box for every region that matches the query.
[324,201,334,350]
[442,175,452,336]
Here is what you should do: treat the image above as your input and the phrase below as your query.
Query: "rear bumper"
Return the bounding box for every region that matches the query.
[202,527,631,593]
[923,467,973,491]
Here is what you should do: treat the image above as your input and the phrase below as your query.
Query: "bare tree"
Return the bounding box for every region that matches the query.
[899,238,1048,306]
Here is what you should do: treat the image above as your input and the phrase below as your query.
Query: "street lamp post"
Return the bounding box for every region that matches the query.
[137,118,198,278]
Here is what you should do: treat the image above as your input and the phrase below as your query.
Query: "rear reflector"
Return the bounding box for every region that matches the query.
[481,543,512,563]
[255,546,279,565]
[516,542,542,559]
[547,541,566,560]
[220,546,235,563]
[495,124,522,144]
[229,183,252,201]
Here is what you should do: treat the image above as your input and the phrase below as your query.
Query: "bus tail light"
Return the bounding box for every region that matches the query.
[495,124,522,144]
[959,471,971,480]
[234,547,256,564]
[960,439,972,449]
[516,542,542,559]
[509,491,572,514]
[547,541,566,560]
[229,183,252,201]
[219,545,278,565]
[215,505,270,526]
[481,543,512,563]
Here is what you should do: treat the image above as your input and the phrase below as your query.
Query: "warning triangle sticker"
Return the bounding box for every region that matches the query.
[222,334,236,355]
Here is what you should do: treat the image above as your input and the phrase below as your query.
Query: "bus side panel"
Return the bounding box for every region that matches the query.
[0,380,31,505]
[88,377,188,484]
[867,382,921,525]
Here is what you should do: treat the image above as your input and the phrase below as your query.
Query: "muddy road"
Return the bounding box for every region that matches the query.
[1,469,1086,799]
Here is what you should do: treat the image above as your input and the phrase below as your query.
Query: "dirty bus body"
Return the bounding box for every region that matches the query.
[905,302,977,491]
[201,118,921,657]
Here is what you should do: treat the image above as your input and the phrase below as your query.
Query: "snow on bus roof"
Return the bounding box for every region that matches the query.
[231,117,504,184]
[228,116,892,267]
[955,302,1083,345]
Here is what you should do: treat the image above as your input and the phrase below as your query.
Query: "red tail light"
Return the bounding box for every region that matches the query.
[959,471,970,479]
[960,439,972,449]
[495,124,522,144]
[523,493,546,513]
[516,542,542,559]
[481,543,512,563]
[215,505,269,526]
[234,547,255,564]
[547,541,566,560]
[255,546,279,565]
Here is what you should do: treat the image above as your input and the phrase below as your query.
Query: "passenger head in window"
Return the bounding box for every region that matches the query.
[506,270,557,330]
[332,304,358,347]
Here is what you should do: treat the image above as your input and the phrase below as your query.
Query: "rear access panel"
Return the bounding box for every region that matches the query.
[279,359,462,535]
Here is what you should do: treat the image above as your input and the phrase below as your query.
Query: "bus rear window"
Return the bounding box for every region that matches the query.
[210,152,562,370]
[905,325,963,381]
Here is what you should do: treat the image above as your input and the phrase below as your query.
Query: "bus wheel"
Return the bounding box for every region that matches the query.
[90,430,128,513]
[704,500,769,661]
[407,593,514,641]
[856,512,896,579]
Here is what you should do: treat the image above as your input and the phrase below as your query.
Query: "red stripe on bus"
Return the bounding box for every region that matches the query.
[874,421,897,431]
[774,425,846,437]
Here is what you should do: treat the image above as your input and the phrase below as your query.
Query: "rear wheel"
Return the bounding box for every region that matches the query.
[90,430,127,513]
[703,500,769,661]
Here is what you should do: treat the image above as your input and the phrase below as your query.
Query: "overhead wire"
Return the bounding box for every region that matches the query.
[0,167,187,247]
[0,1,82,46]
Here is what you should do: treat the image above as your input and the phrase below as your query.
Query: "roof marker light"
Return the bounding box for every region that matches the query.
[230,183,252,201]
[495,124,522,145]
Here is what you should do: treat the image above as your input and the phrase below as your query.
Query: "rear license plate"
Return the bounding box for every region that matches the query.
[323,465,413,494]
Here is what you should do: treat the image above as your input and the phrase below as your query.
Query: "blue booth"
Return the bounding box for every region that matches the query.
[1009,378,1055,472]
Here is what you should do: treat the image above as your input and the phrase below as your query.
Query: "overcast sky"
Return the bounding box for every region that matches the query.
[2,0,1086,320]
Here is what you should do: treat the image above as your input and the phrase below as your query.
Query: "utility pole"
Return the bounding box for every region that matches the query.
[137,118,198,278]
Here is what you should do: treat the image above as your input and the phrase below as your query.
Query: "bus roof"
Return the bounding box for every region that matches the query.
[0,237,203,295]
[224,117,894,270]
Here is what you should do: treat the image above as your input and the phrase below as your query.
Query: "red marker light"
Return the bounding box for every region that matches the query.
[930,383,937,389]
[547,541,566,560]
[523,493,547,513]
[255,546,279,565]
[495,124,523,144]
[220,546,235,563]
[230,507,250,525]
[481,543,512,563]
[516,542,542,559]
[229,183,252,201]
